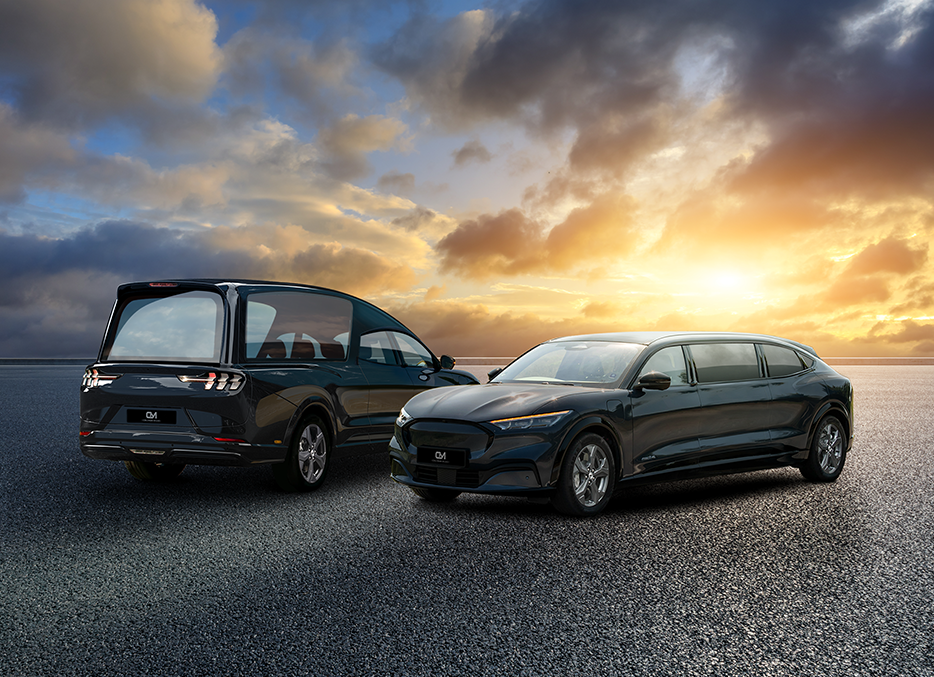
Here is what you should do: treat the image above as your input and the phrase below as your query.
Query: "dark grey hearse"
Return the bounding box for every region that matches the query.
[389,332,853,516]
[80,279,477,490]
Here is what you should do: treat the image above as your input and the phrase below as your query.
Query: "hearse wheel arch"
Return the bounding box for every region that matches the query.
[273,412,332,492]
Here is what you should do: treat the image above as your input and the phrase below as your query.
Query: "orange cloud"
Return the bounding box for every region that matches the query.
[436,194,638,278]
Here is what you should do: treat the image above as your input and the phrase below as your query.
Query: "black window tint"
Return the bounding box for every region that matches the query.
[246,292,351,361]
[690,343,760,383]
[763,344,806,377]
[360,331,396,365]
[105,291,224,363]
[639,346,689,386]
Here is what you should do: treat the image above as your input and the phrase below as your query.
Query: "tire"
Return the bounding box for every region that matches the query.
[801,414,847,482]
[410,486,461,502]
[273,416,330,492]
[124,460,186,481]
[550,433,616,516]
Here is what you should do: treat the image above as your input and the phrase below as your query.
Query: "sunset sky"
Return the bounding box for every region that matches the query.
[1,0,933,358]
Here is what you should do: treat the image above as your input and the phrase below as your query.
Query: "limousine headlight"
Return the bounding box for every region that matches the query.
[490,410,572,431]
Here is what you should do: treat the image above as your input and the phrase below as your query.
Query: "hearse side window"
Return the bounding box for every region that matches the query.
[359,331,396,365]
[104,291,223,363]
[689,343,760,383]
[638,346,689,386]
[394,333,434,368]
[245,292,351,361]
[762,344,807,377]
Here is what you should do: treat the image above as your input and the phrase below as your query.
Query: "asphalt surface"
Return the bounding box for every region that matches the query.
[1,365,933,677]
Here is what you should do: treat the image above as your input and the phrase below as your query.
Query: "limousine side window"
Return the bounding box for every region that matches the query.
[638,346,689,386]
[690,343,760,383]
[762,344,807,377]
[245,292,352,361]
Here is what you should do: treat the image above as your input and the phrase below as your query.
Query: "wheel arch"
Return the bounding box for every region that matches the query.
[549,416,624,486]
[285,397,338,452]
[806,400,852,453]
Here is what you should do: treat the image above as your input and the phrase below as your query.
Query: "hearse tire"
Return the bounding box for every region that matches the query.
[273,416,330,492]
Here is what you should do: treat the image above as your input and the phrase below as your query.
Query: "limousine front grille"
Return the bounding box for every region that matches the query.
[414,466,481,488]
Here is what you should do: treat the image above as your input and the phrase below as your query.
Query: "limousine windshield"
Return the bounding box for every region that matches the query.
[493,340,643,386]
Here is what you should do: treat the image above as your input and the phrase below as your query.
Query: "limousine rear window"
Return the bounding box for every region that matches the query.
[690,343,760,383]
[245,291,352,361]
[103,290,224,363]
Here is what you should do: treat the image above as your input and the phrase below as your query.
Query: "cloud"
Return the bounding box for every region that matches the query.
[436,193,640,278]
[317,114,410,180]
[222,27,360,123]
[377,170,416,195]
[0,0,222,128]
[452,140,493,167]
[0,220,420,355]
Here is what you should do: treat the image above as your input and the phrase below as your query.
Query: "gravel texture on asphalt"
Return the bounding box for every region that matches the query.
[1,365,932,676]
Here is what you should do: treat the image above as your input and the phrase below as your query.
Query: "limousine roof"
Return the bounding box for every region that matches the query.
[551,331,819,358]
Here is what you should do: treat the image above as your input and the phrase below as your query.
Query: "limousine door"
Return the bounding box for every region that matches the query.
[687,343,775,464]
[629,346,704,477]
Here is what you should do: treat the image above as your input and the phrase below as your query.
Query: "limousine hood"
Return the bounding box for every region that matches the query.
[405,382,596,422]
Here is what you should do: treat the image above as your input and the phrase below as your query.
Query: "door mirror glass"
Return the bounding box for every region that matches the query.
[440,355,456,370]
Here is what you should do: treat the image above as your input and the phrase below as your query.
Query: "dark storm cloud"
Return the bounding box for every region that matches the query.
[0,220,420,355]
[375,0,934,194]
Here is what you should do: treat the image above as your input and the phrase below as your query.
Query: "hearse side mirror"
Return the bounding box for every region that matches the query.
[635,371,671,391]
[487,366,504,382]
[439,355,456,370]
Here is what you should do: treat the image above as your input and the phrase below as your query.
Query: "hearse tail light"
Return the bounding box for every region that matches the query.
[177,372,244,391]
[82,369,121,388]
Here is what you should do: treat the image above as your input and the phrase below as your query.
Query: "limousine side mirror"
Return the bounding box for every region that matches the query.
[439,355,456,370]
[635,371,671,391]
[487,366,504,381]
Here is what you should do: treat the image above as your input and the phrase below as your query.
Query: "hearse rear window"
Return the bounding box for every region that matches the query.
[246,292,351,361]
[690,343,760,383]
[104,291,224,363]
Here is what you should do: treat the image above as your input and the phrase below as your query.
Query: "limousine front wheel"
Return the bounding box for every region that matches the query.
[801,414,847,482]
[124,460,186,481]
[273,416,330,491]
[551,433,616,517]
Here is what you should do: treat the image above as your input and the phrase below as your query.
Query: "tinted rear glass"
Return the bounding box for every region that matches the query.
[103,291,224,363]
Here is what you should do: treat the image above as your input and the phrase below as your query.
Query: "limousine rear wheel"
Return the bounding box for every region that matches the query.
[801,414,847,482]
[273,416,330,492]
[551,433,616,517]
[124,460,186,481]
